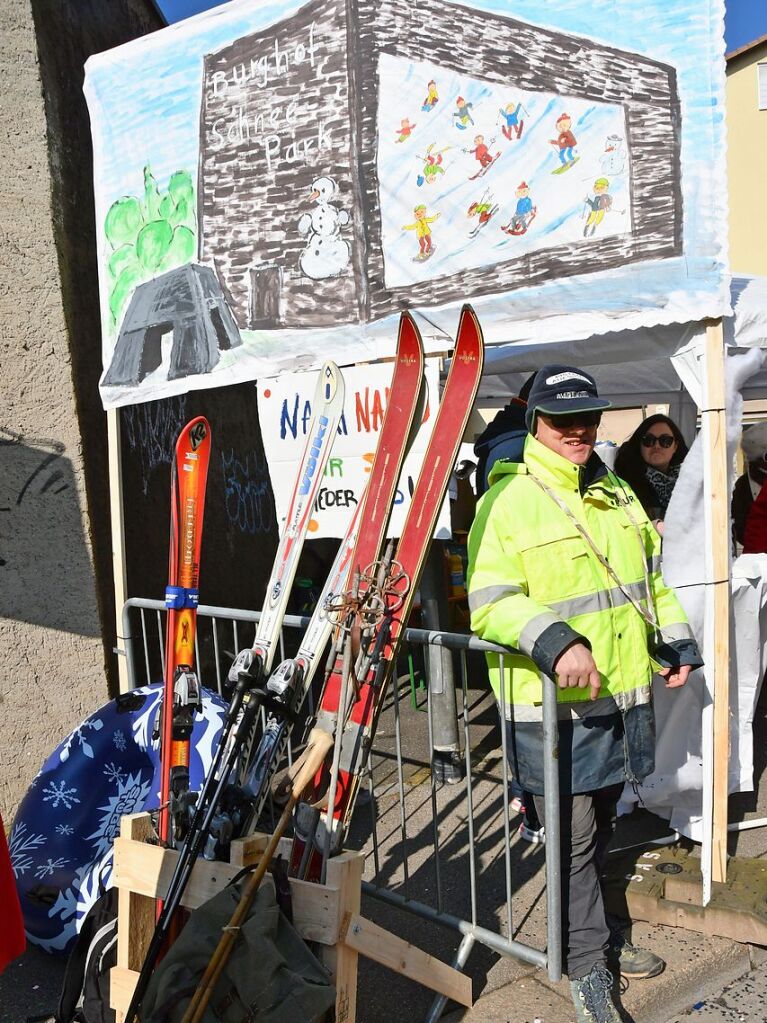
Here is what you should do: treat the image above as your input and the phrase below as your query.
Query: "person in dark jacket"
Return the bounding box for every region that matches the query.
[474,373,537,495]
[733,421,767,549]
[614,414,688,534]
[743,482,767,554]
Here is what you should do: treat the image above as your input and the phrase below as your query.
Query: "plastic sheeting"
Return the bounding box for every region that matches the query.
[619,348,767,839]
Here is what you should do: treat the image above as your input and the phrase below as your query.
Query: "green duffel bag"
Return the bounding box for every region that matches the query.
[142,876,335,1023]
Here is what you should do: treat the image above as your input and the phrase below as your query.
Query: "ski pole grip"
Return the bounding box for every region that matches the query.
[290,728,334,799]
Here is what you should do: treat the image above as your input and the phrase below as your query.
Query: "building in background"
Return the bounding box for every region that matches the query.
[726,34,767,276]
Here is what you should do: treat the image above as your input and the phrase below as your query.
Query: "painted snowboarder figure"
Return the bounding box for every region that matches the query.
[467,192,499,237]
[583,177,613,236]
[600,134,626,176]
[550,112,578,170]
[297,176,350,279]
[422,79,439,112]
[416,143,449,186]
[452,96,474,130]
[402,203,441,261]
[502,181,537,235]
[499,101,524,140]
[396,117,416,143]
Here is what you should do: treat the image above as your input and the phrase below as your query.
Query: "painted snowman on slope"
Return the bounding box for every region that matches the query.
[297,176,351,279]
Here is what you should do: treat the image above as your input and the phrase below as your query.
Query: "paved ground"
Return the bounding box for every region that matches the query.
[2,655,767,1023]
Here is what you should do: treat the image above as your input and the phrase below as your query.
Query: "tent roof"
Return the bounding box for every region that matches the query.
[476,275,767,408]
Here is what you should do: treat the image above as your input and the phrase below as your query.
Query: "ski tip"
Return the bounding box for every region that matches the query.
[179,416,212,454]
[457,303,482,338]
[399,307,417,329]
[454,305,485,368]
[397,309,425,361]
[318,360,344,406]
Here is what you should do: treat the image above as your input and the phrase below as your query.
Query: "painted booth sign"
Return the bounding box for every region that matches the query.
[84,0,728,409]
[257,360,449,539]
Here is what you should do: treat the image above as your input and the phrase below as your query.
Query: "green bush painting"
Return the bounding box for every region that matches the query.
[104,165,197,329]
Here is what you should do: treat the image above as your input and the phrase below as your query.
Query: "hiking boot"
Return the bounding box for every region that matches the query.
[570,963,623,1022]
[518,819,545,844]
[607,931,665,979]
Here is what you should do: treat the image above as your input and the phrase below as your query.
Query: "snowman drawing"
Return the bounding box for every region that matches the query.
[600,135,626,176]
[297,176,351,280]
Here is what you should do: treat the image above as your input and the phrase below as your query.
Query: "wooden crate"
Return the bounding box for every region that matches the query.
[110,813,472,1022]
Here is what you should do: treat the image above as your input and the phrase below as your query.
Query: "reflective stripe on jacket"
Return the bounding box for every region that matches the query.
[467,434,701,794]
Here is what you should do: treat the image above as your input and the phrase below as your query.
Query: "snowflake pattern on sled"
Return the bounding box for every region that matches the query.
[10,683,225,953]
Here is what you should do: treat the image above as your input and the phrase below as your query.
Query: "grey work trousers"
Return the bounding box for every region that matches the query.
[532,783,623,981]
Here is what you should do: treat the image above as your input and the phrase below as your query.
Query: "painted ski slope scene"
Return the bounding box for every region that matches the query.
[84,0,728,408]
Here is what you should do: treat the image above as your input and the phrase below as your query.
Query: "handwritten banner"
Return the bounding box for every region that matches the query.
[86,0,727,410]
[257,360,450,540]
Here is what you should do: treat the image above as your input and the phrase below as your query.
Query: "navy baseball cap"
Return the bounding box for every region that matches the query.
[525,364,611,431]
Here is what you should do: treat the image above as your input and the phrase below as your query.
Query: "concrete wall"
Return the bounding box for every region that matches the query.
[726,41,767,275]
[0,0,163,820]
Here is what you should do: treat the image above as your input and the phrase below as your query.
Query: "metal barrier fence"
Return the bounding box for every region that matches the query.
[121,598,562,1018]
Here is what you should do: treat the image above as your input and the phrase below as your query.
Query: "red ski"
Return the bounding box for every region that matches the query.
[469,151,502,181]
[158,417,212,850]
[290,306,484,880]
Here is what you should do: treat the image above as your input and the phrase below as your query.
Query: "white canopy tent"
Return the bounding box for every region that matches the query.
[472,275,767,444]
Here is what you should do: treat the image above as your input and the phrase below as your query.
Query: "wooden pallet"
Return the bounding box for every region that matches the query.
[110,813,472,1022]
[604,843,767,945]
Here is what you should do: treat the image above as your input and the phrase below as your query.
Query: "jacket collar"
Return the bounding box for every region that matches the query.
[523,434,608,493]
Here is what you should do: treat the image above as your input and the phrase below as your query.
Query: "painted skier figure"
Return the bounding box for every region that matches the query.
[402,203,441,260]
[452,96,474,130]
[466,134,494,169]
[550,112,577,167]
[422,79,439,111]
[583,177,613,236]
[499,101,524,140]
[416,143,449,186]
[467,193,499,236]
[503,181,536,235]
[396,117,416,143]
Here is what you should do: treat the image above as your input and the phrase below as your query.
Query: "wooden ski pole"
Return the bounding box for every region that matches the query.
[180,728,333,1023]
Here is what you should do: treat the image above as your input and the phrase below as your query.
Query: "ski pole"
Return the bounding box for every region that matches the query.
[181,729,334,1023]
[123,671,265,1023]
[320,634,353,884]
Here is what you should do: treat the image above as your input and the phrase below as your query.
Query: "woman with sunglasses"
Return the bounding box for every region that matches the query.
[614,414,689,534]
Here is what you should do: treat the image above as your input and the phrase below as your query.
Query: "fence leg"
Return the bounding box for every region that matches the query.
[423,933,475,1023]
[421,542,463,783]
[542,672,563,982]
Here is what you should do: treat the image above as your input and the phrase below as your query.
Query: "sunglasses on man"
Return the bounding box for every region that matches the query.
[641,433,675,449]
[547,411,602,428]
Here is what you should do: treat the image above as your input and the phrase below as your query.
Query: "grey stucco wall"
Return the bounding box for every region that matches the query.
[0,0,163,820]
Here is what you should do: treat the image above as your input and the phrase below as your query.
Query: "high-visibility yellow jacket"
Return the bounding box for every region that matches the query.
[467,434,702,794]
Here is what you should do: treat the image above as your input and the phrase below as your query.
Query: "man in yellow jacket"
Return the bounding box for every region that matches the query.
[468,365,702,1023]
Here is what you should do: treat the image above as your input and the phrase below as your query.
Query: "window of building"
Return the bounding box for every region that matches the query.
[759,63,767,110]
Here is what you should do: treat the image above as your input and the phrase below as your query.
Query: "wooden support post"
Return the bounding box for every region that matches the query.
[702,319,731,886]
[107,407,130,693]
[324,852,364,1023]
[343,912,473,1007]
[112,813,156,1023]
